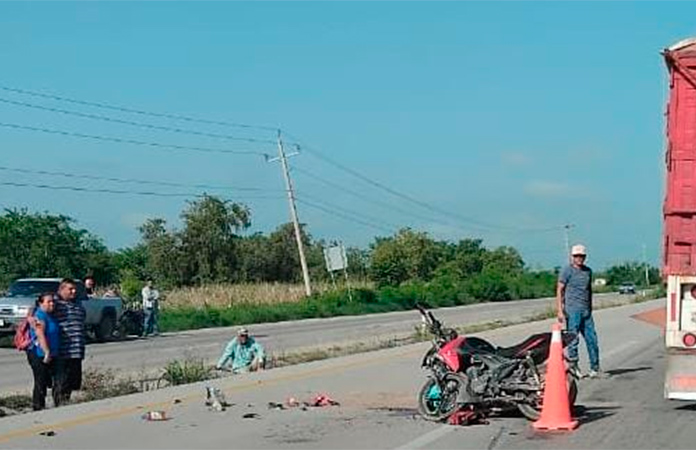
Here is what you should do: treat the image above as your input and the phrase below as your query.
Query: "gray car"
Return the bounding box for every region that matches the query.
[618,282,636,295]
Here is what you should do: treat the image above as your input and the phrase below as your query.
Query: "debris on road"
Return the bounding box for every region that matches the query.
[242,413,260,419]
[311,394,340,407]
[172,398,182,405]
[280,393,340,410]
[447,407,488,426]
[205,386,229,412]
[38,430,56,437]
[142,411,169,421]
[268,402,286,410]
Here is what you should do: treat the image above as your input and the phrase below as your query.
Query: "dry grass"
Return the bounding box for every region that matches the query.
[75,367,140,403]
[163,281,373,309]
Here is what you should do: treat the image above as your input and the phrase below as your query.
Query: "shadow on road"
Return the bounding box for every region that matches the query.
[605,366,651,377]
[574,405,620,425]
[674,403,696,412]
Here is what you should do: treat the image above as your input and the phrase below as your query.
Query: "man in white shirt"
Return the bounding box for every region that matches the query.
[141,280,160,338]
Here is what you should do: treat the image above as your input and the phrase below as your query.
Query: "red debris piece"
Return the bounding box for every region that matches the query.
[311,394,340,407]
[447,407,488,426]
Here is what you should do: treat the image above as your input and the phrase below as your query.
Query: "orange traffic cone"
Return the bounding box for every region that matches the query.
[532,322,578,431]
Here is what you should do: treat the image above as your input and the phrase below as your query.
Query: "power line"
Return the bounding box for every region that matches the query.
[296,198,393,234]
[293,164,507,236]
[292,165,441,225]
[0,165,278,192]
[0,180,283,200]
[284,132,563,234]
[297,191,402,231]
[293,162,560,235]
[0,96,277,145]
[0,121,266,156]
[0,84,278,132]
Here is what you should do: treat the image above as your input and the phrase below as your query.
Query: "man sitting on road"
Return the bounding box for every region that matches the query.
[215,328,266,374]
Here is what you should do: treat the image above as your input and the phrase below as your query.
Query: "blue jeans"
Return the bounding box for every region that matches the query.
[142,308,158,336]
[565,309,600,371]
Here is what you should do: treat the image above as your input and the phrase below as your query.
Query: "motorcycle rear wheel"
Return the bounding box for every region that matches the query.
[517,372,577,421]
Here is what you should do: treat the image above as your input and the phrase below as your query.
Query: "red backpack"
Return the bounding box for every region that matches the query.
[13,317,32,351]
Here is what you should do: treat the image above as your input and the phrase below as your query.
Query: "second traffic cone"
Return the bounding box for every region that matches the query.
[532,323,578,431]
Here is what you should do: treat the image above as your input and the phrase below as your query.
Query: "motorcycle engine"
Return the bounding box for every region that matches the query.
[466,366,490,396]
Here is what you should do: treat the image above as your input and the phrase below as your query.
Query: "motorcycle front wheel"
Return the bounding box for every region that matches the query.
[416,375,465,422]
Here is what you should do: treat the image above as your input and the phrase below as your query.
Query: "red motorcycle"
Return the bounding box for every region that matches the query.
[415,303,578,421]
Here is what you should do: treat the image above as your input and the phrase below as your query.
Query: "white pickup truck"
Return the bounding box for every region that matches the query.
[0,278,123,342]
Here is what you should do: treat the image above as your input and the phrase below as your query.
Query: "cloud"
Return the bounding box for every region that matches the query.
[501,152,532,166]
[524,180,573,198]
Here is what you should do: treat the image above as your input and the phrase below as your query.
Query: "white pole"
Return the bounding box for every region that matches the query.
[277,130,312,297]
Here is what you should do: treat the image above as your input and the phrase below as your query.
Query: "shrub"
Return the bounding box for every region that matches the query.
[162,357,213,386]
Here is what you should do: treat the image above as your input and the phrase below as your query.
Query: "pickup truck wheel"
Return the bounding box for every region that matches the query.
[95,315,116,342]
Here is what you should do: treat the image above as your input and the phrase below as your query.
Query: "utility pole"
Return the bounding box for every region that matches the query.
[563,224,573,263]
[643,243,651,288]
[270,130,312,297]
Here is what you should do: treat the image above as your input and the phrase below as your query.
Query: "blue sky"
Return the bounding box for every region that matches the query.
[0,2,692,270]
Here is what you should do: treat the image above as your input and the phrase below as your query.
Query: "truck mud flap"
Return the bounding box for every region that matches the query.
[665,349,696,400]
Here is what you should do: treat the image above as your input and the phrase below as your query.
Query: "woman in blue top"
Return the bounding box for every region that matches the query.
[26,292,61,410]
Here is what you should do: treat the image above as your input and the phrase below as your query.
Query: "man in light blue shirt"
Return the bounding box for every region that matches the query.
[215,328,266,374]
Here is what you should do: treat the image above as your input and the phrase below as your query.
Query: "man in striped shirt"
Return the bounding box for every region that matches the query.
[53,278,86,403]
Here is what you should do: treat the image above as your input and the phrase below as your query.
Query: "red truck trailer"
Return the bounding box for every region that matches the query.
[662,37,696,400]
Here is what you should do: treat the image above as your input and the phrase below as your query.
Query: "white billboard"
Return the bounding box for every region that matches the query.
[323,244,348,272]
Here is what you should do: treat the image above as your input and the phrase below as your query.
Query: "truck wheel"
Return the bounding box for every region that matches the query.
[95,315,116,343]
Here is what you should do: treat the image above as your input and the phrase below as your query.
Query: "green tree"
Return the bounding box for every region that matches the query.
[112,244,149,281]
[0,208,116,287]
[370,228,445,287]
[138,218,187,286]
[484,246,525,275]
[346,246,370,280]
[180,195,251,284]
[604,261,660,287]
[236,233,273,282]
[450,238,487,277]
[137,195,252,286]
[262,222,316,283]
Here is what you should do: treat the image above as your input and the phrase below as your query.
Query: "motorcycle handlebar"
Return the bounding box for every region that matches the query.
[414,303,455,341]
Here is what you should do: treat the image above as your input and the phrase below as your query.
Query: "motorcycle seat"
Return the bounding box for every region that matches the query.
[495,333,550,359]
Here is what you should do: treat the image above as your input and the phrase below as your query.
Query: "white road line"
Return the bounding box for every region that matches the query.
[394,425,455,450]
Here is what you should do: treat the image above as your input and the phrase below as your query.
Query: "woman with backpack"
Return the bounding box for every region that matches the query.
[26,292,61,410]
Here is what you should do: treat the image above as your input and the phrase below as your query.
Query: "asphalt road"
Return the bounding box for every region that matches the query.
[0,293,627,394]
[0,298,680,450]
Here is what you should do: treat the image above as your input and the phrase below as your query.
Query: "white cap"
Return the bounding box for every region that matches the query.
[571,244,587,256]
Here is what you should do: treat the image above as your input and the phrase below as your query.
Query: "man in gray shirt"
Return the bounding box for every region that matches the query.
[556,244,602,378]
